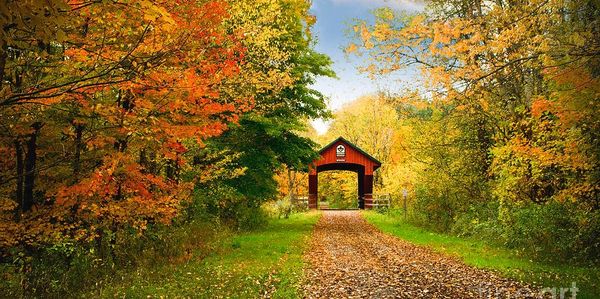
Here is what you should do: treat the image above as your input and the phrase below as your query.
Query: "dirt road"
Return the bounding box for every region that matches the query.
[302,211,540,298]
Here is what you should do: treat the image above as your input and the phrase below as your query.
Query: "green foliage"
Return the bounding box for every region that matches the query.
[0,215,224,298]
[192,117,319,230]
[416,198,600,264]
[191,183,268,231]
[410,185,461,232]
[450,201,504,240]
[500,202,600,263]
[203,0,334,213]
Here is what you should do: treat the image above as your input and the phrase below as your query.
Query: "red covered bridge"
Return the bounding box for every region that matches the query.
[308,137,381,209]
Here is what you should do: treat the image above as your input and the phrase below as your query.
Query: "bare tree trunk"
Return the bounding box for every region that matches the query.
[166,157,179,181]
[287,168,295,203]
[294,171,299,196]
[23,122,43,211]
[15,139,23,220]
[0,41,7,85]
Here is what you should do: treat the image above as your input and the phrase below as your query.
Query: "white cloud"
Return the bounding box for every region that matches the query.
[329,0,425,11]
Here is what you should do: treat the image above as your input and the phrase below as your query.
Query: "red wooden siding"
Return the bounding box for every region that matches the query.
[309,140,380,175]
[308,137,381,209]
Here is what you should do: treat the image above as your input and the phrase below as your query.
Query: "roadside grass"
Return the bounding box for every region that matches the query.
[363,211,600,299]
[96,211,321,298]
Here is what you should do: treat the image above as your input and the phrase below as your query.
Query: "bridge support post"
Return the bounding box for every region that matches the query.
[308,174,318,209]
[358,170,365,209]
[363,174,374,209]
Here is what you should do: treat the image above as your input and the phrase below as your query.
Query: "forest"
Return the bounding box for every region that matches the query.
[338,0,600,263]
[0,0,598,297]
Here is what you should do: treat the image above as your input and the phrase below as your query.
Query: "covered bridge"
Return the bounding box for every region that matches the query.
[308,137,381,209]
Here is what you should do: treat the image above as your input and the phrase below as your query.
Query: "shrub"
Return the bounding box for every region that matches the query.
[275,197,293,219]
[406,184,600,264]
[451,201,504,241]
[0,201,224,298]
[411,186,459,232]
[500,202,600,263]
[190,183,269,231]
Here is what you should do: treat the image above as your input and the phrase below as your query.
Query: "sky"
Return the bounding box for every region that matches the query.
[309,0,424,134]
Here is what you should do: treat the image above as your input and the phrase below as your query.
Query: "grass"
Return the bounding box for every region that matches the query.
[363,210,600,299]
[95,211,321,298]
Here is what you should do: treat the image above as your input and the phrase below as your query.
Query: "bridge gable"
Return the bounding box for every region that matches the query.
[310,137,381,175]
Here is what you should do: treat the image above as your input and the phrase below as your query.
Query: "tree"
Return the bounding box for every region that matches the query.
[346,0,600,256]
[349,0,600,208]
[0,0,250,251]
[197,0,334,215]
[326,95,397,187]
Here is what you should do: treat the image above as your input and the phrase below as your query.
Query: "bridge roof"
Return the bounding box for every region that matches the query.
[319,136,381,165]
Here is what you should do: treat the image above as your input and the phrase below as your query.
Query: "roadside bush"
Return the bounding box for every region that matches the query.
[0,199,225,298]
[410,186,461,232]
[500,202,600,263]
[275,197,293,219]
[451,201,504,242]
[232,204,268,230]
[405,186,600,264]
[439,200,600,263]
[191,183,268,231]
[262,201,280,218]
[19,243,100,298]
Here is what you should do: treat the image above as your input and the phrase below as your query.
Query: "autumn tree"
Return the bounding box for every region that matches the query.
[327,95,397,187]
[196,0,334,219]
[0,0,249,252]
[349,0,599,258]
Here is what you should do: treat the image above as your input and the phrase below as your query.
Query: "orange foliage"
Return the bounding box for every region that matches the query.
[0,0,253,252]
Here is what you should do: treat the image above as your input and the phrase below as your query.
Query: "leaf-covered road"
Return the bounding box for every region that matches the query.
[302,211,540,298]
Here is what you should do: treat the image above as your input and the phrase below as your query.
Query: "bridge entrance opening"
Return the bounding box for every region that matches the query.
[308,137,381,210]
[317,170,359,209]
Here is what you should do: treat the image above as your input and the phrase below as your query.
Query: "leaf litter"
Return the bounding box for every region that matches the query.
[302,211,544,298]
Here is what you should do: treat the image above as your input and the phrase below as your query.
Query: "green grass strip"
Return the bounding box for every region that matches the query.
[363,211,599,299]
[100,212,321,298]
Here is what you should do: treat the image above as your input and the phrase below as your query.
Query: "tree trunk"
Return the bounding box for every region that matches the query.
[295,172,300,196]
[113,137,127,201]
[0,41,7,86]
[148,150,158,174]
[72,123,84,178]
[15,139,23,220]
[23,122,43,211]
[287,169,295,203]
[166,156,180,181]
